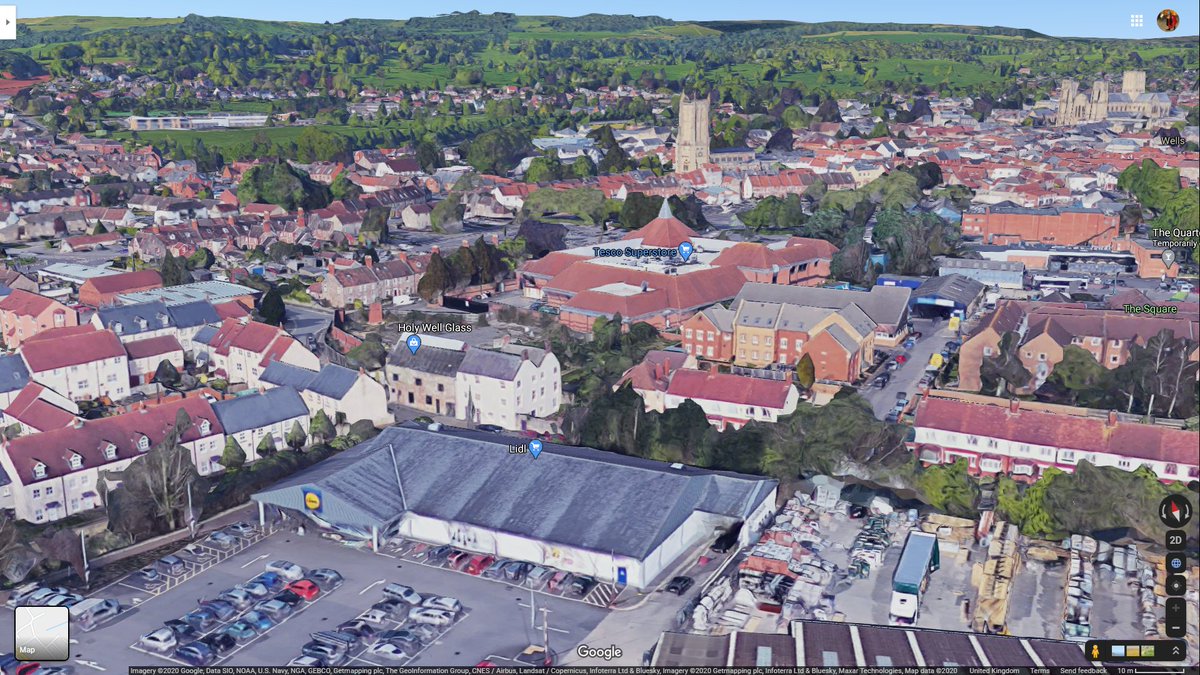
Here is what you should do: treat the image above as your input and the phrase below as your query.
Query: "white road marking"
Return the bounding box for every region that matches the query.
[74,660,106,671]
[240,554,269,569]
[359,579,386,595]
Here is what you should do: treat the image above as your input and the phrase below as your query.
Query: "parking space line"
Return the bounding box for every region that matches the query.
[359,579,386,595]
[240,554,269,569]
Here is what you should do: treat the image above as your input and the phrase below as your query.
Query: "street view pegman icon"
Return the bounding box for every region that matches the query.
[407,334,422,354]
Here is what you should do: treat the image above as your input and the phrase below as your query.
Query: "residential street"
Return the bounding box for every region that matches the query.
[861,317,958,419]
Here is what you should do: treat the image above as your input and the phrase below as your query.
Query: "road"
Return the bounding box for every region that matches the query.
[861,317,957,419]
[282,302,333,350]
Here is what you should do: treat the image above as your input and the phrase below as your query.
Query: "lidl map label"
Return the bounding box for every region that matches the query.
[15,605,70,661]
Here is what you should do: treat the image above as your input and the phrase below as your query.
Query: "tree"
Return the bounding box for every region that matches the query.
[258,287,286,326]
[310,410,335,444]
[220,437,246,470]
[980,331,1032,396]
[153,359,180,388]
[741,194,808,232]
[186,247,214,270]
[256,434,277,458]
[916,458,979,518]
[108,411,205,532]
[417,252,453,302]
[524,155,563,183]
[359,206,389,244]
[160,251,188,286]
[346,334,387,369]
[286,421,308,451]
[35,529,87,585]
[1040,345,1108,407]
[795,353,816,389]
[238,159,331,211]
[463,128,532,175]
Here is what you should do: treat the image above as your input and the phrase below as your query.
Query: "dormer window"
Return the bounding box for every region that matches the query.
[32,462,47,480]
[68,453,83,470]
[158,313,169,327]
[136,317,148,329]
[112,322,123,334]
[137,435,150,452]
[198,419,211,434]
[102,442,117,461]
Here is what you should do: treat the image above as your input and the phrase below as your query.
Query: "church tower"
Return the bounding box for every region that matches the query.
[1057,79,1080,126]
[675,92,710,174]
[1122,70,1146,98]
[1089,80,1109,121]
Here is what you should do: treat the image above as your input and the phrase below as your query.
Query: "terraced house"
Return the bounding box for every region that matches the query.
[319,256,420,308]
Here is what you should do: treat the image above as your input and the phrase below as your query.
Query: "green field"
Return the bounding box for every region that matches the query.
[18,15,184,33]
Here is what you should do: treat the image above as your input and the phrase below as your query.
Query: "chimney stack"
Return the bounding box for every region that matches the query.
[1009,398,1020,413]
[1107,410,1118,425]
[491,234,499,245]
[364,256,374,268]
[431,245,440,255]
[461,239,470,249]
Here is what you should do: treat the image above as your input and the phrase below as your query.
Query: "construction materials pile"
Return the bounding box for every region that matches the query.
[970,520,1020,633]
[1061,534,1097,642]
[848,516,897,579]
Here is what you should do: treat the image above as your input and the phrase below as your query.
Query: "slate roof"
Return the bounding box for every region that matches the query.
[260,362,318,390]
[387,343,467,376]
[458,345,547,381]
[734,283,910,328]
[914,274,986,308]
[307,364,359,399]
[167,300,221,328]
[0,354,31,394]
[96,301,172,336]
[252,426,777,558]
[212,387,309,434]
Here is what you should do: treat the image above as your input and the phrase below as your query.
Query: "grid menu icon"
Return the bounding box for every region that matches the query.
[1130,14,1145,27]
[14,606,70,662]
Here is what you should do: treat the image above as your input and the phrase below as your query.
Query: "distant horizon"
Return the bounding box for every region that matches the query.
[17,1,1200,40]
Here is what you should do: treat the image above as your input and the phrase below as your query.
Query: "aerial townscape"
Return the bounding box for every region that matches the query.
[0,1,1196,671]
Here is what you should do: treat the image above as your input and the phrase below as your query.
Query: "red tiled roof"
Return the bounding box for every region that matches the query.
[4,397,223,483]
[666,369,793,409]
[0,289,62,316]
[622,214,699,248]
[618,350,689,392]
[521,251,590,279]
[208,319,281,356]
[21,327,125,371]
[80,270,163,295]
[548,262,747,314]
[213,301,249,320]
[4,383,76,432]
[124,334,184,360]
[915,397,1197,466]
[258,335,295,367]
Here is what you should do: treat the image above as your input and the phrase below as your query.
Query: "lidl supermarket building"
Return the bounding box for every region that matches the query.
[252,426,777,589]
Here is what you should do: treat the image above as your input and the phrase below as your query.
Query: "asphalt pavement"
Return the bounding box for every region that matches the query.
[861,318,957,419]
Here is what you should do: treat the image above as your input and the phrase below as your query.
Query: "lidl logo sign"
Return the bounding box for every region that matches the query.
[302,488,322,513]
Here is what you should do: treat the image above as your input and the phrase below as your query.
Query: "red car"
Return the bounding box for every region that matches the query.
[447,550,472,570]
[286,579,320,601]
[465,554,496,576]
[894,355,908,365]
[475,661,497,669]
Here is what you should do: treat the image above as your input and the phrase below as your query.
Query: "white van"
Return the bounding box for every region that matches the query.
[69,598,120,627]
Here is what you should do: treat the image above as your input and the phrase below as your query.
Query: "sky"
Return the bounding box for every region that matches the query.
[19,0,1200,38]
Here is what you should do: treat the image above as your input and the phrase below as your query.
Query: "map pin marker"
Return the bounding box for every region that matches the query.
[678,241,694,262]
[1162,249,1176,268]
[528,440,542,459]
[407,334,422,354]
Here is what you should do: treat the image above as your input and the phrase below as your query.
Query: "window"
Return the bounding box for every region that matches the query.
[765,337,773,346]
[415,377,423,386]
[392,374,399,381]
[32,488,41,498]
[739,334,746,344]
[437,383,444,392]
[707,331,714,342]
[751,335,759,345]
[739,349,745,357]
[33,463,46,480]
[68,454,83,470]
[751,351,758,360]
[983,346,993,356]
[1165,463,1178,476]
[780,338,788,349]
[103,443,117,460]
[425,395,432,405]
[198,419,211,434]
[706,346,713,357]
[46,486,53,495]
[137,436,150,451]
[685,329,693,339]
[1038,353,1046,361]
[1110,339,1120,348]
[1110,355,1119,364]
[1091,337,1101,346]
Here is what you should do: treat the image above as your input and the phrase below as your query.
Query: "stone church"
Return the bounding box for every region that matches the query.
[1057,70,1171,126]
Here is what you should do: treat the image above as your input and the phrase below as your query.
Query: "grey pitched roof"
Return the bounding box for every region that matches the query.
[458,346,546,381]
[387,344,466,377]
[825,324,859,352]
[193,325,218,346]
[701,306,735,333]
[734,283,910,328]
[96,301,172,336]
[260,361,318,390]
[307,364,359,399]
[915,274,986,307]
[0,354,30,395]
[212,387,308,434]
[252,426,777,559]
[167,300,221,328]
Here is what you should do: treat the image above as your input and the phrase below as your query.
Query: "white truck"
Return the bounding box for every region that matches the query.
[889,531,940,626]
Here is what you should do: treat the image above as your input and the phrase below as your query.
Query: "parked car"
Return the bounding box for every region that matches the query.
[300,642,346,666]
[369,641,416,660]
[465,554,496,576]
[547,571,574,593]
[408,607,455,627]
[425,545,454,564]
[226,522,256,538]
[382,583,423,606]
[236,582,271,599]
[896,391,907,401]
[884,411,901,424]
[181,609,218,631]
[174,643,216,667]
[180,543,213,562]
[872,374,890,388]
[503,561,533,583]
[273,590,304,608]
[218,589,255,611]
[476,424,504,433]
[156,555,186,576]
[570,576,596,596]
[526,566,553,589]
[222,620,259,643]
[286,579,320,601]
[909,331,923,340]
[162,620,197,641]
[336,620,377,642]
[371,599,408,619]
[357,608,390,626]
[205,531,238,549]
[308,568,344,591]
[134,567,160,583]
[254,599,293,620]
[665,576,694,595]
[250,572,285,593]
[287,656,323,667]
[266,560,305,581]
[43,594,83,608]
[482,558,508,579]
[421,596,462,614]
[240,610,276,632]
[895,354,908,365]
[69,598,120,628]
[21,588,68,606]
[199,599,237,621]
[407,623,440,643]
[138,628,178,653]
[377,630,424,649]
[199,633,237,656]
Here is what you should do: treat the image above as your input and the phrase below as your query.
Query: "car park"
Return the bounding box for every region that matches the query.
[235,581,271,598]
[665,576,694,595]
[273,590,305,608]
[369,642,414,660]
[174,643,216,667]
[199,633,237,656]
[205,531,238,549]
[182,609,218,631]
[218,588,255,610]
[138,628,178,653]
[382,583,423,606]
[422,595,462,614]
[359,608,391,626]
[250,572,285,593]
[286,579,320,601]
[308,568,344,591]
[253,599,293,620]
[226,522,257,538]
[300,642,347,666]
[266,560,305,581]
[162,620,198,641]
[408,607,455,627]
[465,554,496,575]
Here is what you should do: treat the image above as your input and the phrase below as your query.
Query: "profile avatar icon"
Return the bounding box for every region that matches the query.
[1157,9,1180,32]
